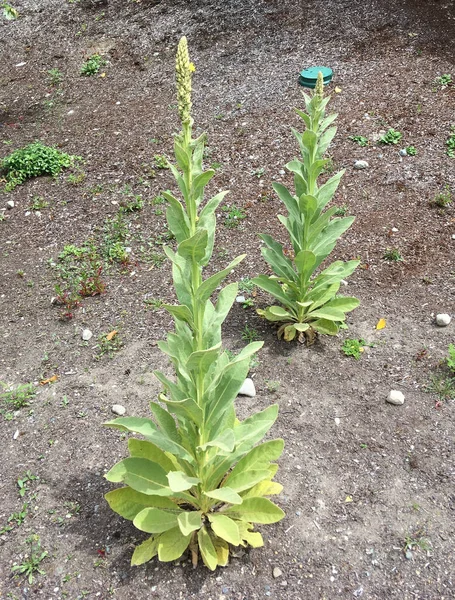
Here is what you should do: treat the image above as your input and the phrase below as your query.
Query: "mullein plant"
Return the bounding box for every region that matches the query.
[104,38,284,570]
[253,73,360,343]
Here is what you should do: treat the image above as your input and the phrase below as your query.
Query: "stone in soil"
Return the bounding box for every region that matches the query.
[273,567,283,578]
[354,160,369,169]
[387,390,405,405]
[111,404,126,416]
[82,328,93,341]
[6,200,15,209]
[238,378,256,397]
[435,313,451,327]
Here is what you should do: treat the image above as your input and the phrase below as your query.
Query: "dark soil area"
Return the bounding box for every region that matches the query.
[1,1,454,598]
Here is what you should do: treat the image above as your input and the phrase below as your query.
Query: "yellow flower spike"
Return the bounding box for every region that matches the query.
[189,62,196,73]
[314,71,324,99]
[175,36,193,125]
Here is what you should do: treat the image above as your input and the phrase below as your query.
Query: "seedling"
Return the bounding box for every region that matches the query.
[447,343,455,373]
[426,373,455,401]
[434,74,452,87]
[96,330,123,359]
[119,195,144,213]
[144,297,164,310]
[446,125,455,158]
[0,382,36,409]
[403,530,431,554]
[153,154,169,169]
[383,248,403,262]
[348,135,368,147]
[241,325,260,343]
[378,129,403,145]
[53,286,81,320]
[151,194,166,206]
[222,204,246,228]
[265,380,281,393]
[430,185,452,207]
[251,167,265,178]
[67,171,85,185]
[48,68,63,87]
[11,535,48,584]
[29,196,49,211]
[0,503,28,534]
[1,142,79,191]
[405,145,417,156]
[238,278,255,293]
[334,204,349,216]
[80,54,106,76]
[17,471,39,498]
[2,2,18,20]
[341,338,367,360]
[242,298,255,309]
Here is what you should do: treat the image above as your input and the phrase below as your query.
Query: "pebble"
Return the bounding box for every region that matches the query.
[391,227,399,232]
[111,404,126,416]
[235,295,246,303]
[387,390,405,406]
[353,160,369,170]
[67,109,75,115]
[238,378,256,397]
[6,200,15,209]
[405,550,413,560]
[435,313,451,327]
[13,429,19,440]
[279,169,286,175]
[273,567,283,579]
[399,148,408,156]
[451,234,455,240]
[334,417,341,426]
[82,328,93,341]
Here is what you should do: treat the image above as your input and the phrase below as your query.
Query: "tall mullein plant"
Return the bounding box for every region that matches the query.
[254,73,360,343]
[104,38,284,571]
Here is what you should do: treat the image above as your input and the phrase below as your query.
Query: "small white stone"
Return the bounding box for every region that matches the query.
[235,295,246,303]
[334,417,341,426]
[112,404,126,416]
[273,567,283,579]
[387,390,405,405]
[67,109,75,115]
[15,61,26,67]
[340,279,348,286]
[25,211,31,216]
[82,328,93,341]
[391,227,399,232]
[6,200,15,209]
[354,160,369,170]
[125,247,132,254]
[435,313,451,327]
[13,429,19,440]
[451,234,455,240]
[279,169,285,175]
[238,378,256,397]
[399,148,408,156]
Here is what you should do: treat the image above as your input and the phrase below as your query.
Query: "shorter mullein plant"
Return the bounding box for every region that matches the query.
[104,37,284,570]
[254,73,359,343]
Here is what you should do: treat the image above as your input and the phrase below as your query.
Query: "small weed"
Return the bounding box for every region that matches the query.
[11,535,48,585]
[426,373,455,401]
[150,195,166,206]
[60,396,69,408]
[2,2,19,20]
[80,54,106,76]
[238,277,255,293]
[334,204,349,216]
[378,128,403,145]
[1,142,79,191]
[154,154,169,170]
[53,286,81,320]
[434,73,452,87]
[67,171,85,185]
[265,379,280,393]
[251,167,265,178]
[341,338,367,360]
[430,185,452,208]
[383,248,403,262]
[144,297,164,310]
[348,135,368,147]
[0,212,6,222]
[405,145,417,156]
[242,298,255,309]
[210,162,222,171]
[29,196,49,211]
[96,330,123,359]
[0,382,36,409]
[447,344,455,373]
[241,325,260,343]
[120,195,144,213]
[222,204,246,228]
[17,471,39,498]
[48,68,63,87]
[403,530,431,554]
[0,503,28,534]
[322,156,335,174]
[446,125,455,158]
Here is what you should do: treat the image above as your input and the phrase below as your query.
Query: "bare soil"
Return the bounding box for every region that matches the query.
[1,1,454,599]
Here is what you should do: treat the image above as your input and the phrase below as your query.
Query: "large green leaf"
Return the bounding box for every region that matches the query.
[133,507,179,533]
[164,193,190,243]
[149,402,180,444]
[131,535,159,566]
[237,521,264,548]
[225,497,285,524]
[200,428,235,453]
[157,527,192,562]
[167,471,200,492]
[177,511,202,536]
[225,440,284,485]
[186,343,221,373]
[104,417,157,437]
[307,307,345,321]
[198,526,218,571]
[208,514,240,545]
[204,487,243,506]
[178,229,208,263]
[128,439,177,472]
[224,469,272,493]
[105,457,172,496]
[105,487,178,521]
[241,480,283,499]
[252,275,296,311]
[196,255,245,304]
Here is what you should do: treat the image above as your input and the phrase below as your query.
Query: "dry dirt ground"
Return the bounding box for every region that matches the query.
[1,1,455,599]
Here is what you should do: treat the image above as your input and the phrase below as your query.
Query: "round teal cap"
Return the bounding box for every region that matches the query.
[299,66,333,89]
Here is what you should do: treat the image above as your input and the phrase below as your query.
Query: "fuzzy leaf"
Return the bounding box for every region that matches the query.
[131,535,159,566]
[241,481,283,499]
[198,526,218,571]
[133,507,179,533]
[196,255,245,304]
[225,497,285,524]
[178,229,208,263]
[105,487,178,521]
[128,439,177,472]
[204,487,243,505]
[157,527,192,562]
[177,511,202,536]
[208,514,240,545]
[167,471,201,492]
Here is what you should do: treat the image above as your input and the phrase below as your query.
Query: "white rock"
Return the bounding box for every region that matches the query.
[238,378,256,397]
[235,295,246,303]
[391,227,399,232]
[399,148,408,156]
[334,417,341,426]
[387,390,405,405]
[354,160,369,170]
[6,200,15,209]
[451,234,455,240]
[112,404,126,416]
[273,567,283,579]
[82,328,93,341]
[67,110,75,115]
[13,429,19,440]
[435,313,451,327]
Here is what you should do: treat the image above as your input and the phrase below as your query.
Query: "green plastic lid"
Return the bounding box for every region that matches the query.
[299,66,333,89]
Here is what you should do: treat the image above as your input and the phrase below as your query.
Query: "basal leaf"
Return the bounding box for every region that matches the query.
[198,526,218,571]
[204,487,243,505]
[177,511,202,536]
[131,535,159,566]
[225,440,284,485]
[105,487,178,521]
[106,457,172,496]
[157,527,192,562]
[133,507,179,533]
[225,497,285,524]
[167,471,200,492]
[208,514,240,545]
[241,480,283,499]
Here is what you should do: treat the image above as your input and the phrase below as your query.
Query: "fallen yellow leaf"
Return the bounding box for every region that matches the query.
[376,318,386,330]
[106,330,117,341]
[335,86,342,93]
[345,495,353,503]
[40,375,59,385]
[99,72,106,78]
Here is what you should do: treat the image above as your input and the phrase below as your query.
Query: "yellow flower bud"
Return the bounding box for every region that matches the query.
[176,37,193,124]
